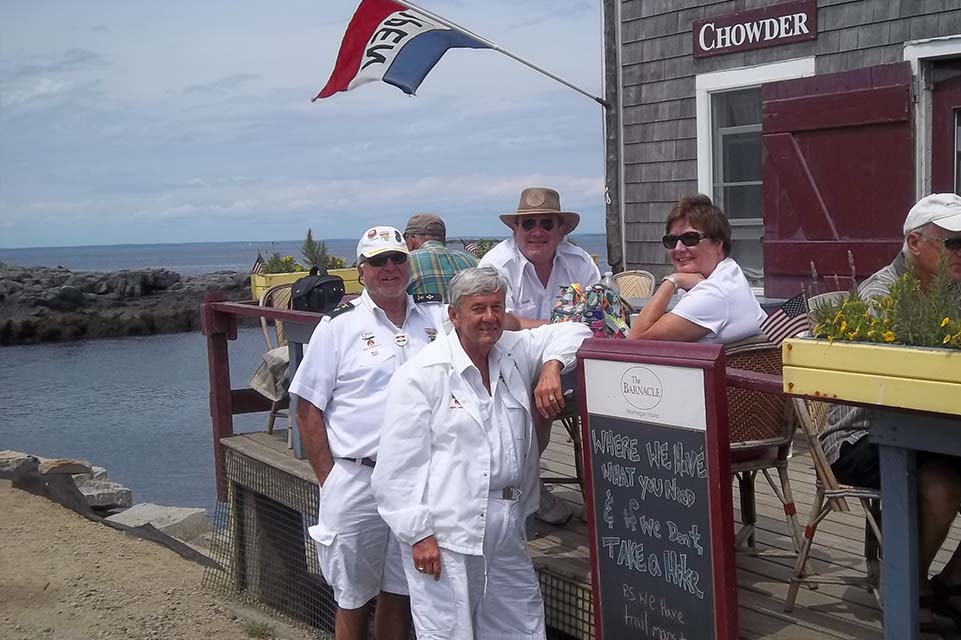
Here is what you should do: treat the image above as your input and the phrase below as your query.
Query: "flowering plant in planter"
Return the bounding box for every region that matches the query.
[810,258,961,349]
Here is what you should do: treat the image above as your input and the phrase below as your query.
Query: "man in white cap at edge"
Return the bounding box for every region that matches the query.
[823,193,961,625]
[289,225,448,640]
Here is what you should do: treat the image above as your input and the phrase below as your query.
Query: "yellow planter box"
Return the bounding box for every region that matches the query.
[250,268,362,300]
[782,338,961,417]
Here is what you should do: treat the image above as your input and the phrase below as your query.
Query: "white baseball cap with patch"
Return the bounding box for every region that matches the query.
[356,226,409,260]
[903,193,961,235]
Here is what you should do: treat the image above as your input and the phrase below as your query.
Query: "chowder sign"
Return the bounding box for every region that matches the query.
[620,366,663,410]
[692,0,817,59]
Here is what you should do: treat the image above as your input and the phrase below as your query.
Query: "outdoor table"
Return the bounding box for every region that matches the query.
[871,408,961,639]
[782,338,961,640]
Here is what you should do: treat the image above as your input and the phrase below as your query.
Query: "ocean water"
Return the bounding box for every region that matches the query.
[0,327,267,515]
[0,236,611,513]
[0,234,609,276]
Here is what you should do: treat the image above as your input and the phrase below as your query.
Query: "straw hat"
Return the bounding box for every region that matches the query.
[498,187,580,233]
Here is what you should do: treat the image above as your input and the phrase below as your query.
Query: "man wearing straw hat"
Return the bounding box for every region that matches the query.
[480,187,600,525]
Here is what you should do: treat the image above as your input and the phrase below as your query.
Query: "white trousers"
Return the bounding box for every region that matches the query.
[401,495,546,640]
[309,458,408,609]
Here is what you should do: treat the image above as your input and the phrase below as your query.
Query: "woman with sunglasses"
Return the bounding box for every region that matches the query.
[628,194,766,343]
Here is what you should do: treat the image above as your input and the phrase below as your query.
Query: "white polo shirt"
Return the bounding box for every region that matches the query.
[670,257,767,344]
[289,289,448,459]
[479,238,601,320]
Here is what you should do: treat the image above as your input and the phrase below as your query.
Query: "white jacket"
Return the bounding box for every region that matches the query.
[371,322,591,556]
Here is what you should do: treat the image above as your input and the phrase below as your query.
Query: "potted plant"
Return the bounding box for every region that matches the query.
[782,259,961,416]
[250,229,361,299]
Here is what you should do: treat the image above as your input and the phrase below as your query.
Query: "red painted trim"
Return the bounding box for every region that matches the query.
[577,356,604,640]
[577,339,737,640]
[763,85,911,134]
[705,349,738,640]
[931,75,961,193]
[202,296,235,502]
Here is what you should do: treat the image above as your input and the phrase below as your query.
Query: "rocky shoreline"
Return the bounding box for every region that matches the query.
[0,264,252,346]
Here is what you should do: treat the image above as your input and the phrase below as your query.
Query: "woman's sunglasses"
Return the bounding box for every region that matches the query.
[520,217,556,232]
[365,252,408,267]
[917,232,961,252]
[662,232,709,249]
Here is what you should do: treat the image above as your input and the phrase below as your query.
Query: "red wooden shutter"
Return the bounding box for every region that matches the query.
[761,62,914,297]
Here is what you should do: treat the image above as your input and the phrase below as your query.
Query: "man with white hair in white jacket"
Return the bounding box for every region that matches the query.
[370,267,591,639]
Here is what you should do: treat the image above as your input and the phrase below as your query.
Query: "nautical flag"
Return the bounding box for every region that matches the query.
[251,252,266,275]
[315,0,492,100]
[760,293,810,346]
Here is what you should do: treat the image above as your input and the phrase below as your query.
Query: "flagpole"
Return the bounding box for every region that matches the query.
[391,0,609,108]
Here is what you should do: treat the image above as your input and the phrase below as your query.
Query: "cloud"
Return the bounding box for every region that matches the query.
[1,78,73,107]
[2,48,106,80]
[90,24,110,33]
[182,73,259,95]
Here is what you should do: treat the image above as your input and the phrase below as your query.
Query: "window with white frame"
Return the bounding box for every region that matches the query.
[711,88,763,283]
[695,58,816,287]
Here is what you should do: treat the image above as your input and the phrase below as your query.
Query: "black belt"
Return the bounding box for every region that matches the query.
[337,457,376,468]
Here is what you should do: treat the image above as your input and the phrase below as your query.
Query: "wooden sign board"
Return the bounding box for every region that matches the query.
[692,0,816,59]
[577,339,736,640]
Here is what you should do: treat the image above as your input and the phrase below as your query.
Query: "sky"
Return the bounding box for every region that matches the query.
[0,1,606,248]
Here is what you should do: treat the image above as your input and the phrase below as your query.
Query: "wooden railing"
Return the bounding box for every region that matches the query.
[200,291,324,501]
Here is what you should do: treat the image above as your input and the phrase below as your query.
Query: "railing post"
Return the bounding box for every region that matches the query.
[201,290,238,502]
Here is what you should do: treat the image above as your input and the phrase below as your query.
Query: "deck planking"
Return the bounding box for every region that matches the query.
[221,426,961,640]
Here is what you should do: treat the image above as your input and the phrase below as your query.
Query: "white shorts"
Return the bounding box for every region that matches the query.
[402,495,545,640]
[308,459,408,609]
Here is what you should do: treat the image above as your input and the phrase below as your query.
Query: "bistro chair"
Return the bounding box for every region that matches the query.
[784,397,882,611]
[258,283,294,435]
[724,334,804,554]
[540,401,585,497]
[612,269,656,299]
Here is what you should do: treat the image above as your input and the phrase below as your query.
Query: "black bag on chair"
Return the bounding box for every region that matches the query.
[291,266,345,313]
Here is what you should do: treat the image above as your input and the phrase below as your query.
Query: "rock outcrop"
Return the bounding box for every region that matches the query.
[0,265,251,345]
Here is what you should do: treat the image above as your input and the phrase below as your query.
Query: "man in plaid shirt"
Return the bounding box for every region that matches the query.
[404,214,477,302]
[824,193,961,626]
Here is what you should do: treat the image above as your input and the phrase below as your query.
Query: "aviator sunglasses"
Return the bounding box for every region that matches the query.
[520,217,557,232]
[662,231,710,249]
[365,252,408,267]
[917,232,961,252]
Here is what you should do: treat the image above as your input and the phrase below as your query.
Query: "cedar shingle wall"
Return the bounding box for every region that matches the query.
[617,0,961,275]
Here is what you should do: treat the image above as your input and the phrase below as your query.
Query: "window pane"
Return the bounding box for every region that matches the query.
[722,132,762,183]
[712,88,761,128]
[721,184,762,220]
[730,238,764,285]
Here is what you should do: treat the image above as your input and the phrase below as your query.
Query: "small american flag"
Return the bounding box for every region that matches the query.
[464,241,478,256]
[760,293,810,346]
[251,252,266,275]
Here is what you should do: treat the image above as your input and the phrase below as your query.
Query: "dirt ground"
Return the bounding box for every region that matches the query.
[0,479,316,640]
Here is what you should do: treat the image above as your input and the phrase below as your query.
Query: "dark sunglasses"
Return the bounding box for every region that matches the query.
[662,231,709,249]
[520,217,556,232]
[918,232,961,252]
[365,252,408,267]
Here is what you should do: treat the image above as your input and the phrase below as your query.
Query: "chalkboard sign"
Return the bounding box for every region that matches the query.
[578,340,736,640]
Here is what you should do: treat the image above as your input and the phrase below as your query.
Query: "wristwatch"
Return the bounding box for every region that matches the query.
[662,275,679,293]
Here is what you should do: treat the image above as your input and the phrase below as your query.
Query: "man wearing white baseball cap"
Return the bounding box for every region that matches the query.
[823,193,961,627]
[290,225,448,640]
